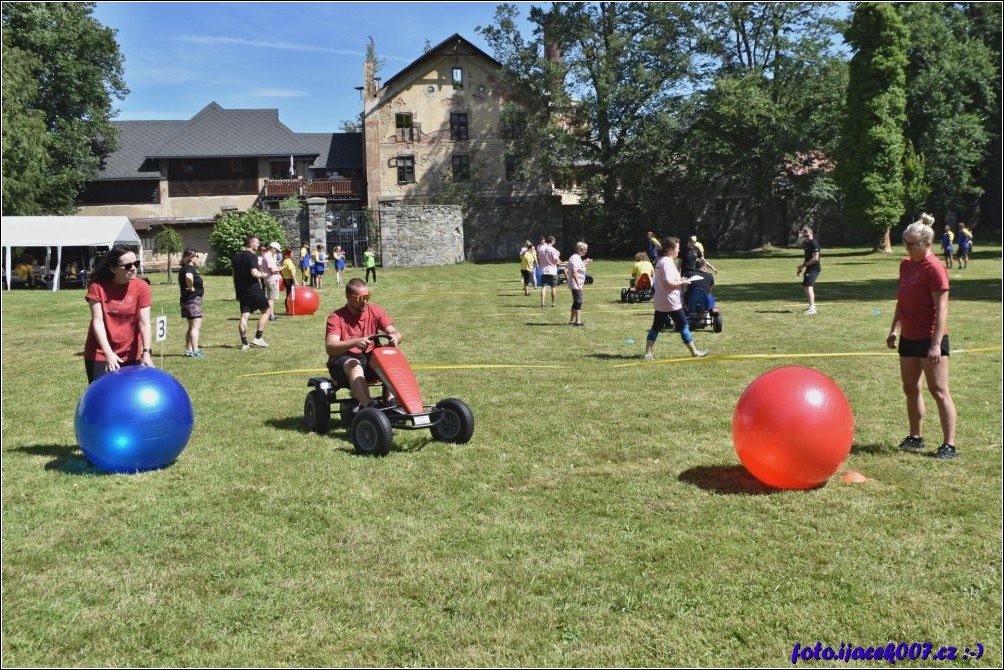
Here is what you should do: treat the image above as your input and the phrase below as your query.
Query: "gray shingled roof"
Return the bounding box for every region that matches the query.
[297,133,363,169]
[148,102,315,159]
[100,120,186,180]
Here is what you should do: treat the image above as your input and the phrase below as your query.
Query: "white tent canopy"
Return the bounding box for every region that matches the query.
[1,216,143,291]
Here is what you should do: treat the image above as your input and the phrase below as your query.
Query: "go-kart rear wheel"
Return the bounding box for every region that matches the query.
[627,291,637,304]
[585,274,594,285]
[621,288,628,302]
[430,398,475,444]
[338,399,359,424]
[304,390,330,434]
[351,407,393,456]
[712,312,723,333]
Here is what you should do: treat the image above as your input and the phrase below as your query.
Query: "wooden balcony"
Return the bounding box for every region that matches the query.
[263,178,363,199]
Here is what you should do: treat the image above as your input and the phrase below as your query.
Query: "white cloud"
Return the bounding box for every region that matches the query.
[130,66,199,86]
[174,34,410,61]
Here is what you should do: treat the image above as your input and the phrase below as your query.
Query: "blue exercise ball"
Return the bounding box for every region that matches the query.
[74,366,194,473]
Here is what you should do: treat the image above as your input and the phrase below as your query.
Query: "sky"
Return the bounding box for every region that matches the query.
[91,2,539,133]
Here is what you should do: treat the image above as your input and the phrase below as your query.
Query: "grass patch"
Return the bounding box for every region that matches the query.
[2,246,1001,666]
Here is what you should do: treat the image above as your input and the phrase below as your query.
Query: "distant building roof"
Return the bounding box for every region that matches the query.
[297,133,364,169]
[100,120,187,180]
[147,102,316,159]
[380,33,503,92]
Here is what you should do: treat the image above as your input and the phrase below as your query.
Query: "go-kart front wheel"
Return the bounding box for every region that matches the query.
[351,407,393,456]
[621,288,628,302]
[304,390,330,434]
[430,398,475,444]
[712,312,723,333]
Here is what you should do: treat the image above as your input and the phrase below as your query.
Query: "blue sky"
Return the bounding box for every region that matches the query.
[92,2,538,133]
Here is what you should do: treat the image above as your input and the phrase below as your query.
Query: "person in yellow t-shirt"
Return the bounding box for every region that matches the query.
[631,252,654,288]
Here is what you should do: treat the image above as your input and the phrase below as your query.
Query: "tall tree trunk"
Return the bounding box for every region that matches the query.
[876,228,892,253]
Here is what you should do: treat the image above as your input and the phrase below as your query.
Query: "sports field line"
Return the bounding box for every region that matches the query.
[240,364,561,377]
[614,346,1003,368]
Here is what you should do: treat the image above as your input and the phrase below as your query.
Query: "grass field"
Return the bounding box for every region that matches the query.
[2,245,1001,667]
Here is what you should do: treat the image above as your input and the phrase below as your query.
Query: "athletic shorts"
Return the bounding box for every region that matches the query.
[239,291,269,314]
[801,268,820,287]
[265,279,280,301]
[327,354,379,388]
[540,274,557,287]
[570,288,583,310]
[899,335,950,358]
[181,295,203,320]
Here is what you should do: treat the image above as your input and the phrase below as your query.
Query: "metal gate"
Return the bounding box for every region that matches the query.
[325,211,369,268]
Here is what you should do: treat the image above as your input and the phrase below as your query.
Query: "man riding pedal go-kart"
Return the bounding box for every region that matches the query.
[305,279,474,455]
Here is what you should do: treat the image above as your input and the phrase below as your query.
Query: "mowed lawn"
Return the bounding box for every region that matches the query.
[2,245,1001,667]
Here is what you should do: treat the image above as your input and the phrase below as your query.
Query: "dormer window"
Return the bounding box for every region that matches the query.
[452,68,463,89]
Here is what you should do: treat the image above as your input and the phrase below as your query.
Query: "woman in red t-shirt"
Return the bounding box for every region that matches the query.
[84,246,153,383]
[885,214,957,459]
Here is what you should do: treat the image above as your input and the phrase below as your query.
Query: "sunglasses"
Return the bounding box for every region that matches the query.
[350,293,370,303]
[904,241,927,250]
[117,261,140,270]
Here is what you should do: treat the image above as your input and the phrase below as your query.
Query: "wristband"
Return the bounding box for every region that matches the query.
[143,348,153,354]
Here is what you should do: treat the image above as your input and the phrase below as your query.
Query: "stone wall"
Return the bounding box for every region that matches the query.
[270,198,326,251]
[377,202,465,267]
[463,197,565,261]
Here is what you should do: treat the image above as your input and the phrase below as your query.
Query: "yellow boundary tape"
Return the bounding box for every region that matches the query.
[239,348,999,377]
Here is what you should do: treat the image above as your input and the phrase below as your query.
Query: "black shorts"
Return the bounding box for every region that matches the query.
[327,354,379,387]
[802,268,820,287]
[521,269,533,285]
[239,291,269,314]
[899,335,950,358]
[540,274,557,287]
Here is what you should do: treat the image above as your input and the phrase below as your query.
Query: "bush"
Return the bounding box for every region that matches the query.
[208,210,287,274]
[277,195,302,210]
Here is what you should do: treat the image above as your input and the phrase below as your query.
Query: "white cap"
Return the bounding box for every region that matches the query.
[268,242,282,251]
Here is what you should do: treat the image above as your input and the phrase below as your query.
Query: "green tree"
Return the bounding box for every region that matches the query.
[835,2,909,252]
[1,2,128,214]
[480,2,697,249]
[897,2,998,221]
[154,227,184,284]
[208,210,286,275]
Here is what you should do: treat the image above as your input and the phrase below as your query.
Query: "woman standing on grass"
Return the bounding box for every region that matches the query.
[566,241,591,326]
[178,248,205,358]
[642,237,709,361]
[886,213,957,460]
[83,246,153,383]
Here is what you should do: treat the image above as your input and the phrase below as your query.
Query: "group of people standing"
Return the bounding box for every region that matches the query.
[940,222,974,270]
[519,236,592,327]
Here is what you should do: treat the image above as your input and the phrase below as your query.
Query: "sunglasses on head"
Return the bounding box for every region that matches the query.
[117,261,140,270]
[350,293,370,303]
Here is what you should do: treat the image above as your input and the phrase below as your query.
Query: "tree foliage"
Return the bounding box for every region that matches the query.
[835,2,909,249]
[208,210,286,275]
[897,2,998,219]
[1,2,128,215]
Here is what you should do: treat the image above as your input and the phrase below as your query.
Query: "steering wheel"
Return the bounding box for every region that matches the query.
[367,333,396,349]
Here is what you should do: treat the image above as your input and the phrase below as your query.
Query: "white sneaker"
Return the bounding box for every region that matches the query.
[803,306,817,315]
[241,344,250,351]
[643,353,655,361]
[693,349,710,358]
[250,337,270,348]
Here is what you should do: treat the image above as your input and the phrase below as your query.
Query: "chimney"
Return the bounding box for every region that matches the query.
[364,60,378,98]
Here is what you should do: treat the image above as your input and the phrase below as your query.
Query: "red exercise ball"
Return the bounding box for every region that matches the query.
[732,366,854,490]
[286,286,320,316]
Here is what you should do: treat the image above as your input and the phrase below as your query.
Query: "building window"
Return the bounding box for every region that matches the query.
[452,68,463,89]
[450,113,468,141]
[397,155,415,184]
[452,155,470,182]
[396,113,415,142]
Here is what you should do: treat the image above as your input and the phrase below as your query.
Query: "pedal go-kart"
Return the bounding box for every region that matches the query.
[556,266,594,286]
[304,335,475,456]
[620,273,654,304]
[662,285,723,333]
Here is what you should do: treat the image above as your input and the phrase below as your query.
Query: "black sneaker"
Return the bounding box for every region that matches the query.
[898,436,926,451]
[935,443,958,460]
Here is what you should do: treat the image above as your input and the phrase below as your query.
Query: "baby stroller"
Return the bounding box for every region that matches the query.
[620,272,654,303]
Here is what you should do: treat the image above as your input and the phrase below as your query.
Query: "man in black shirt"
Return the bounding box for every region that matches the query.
[796,227,821,315]
[232,235,273,349]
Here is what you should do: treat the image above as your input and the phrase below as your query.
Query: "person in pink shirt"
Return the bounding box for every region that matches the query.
[566,241,592,326]
[642,237,709,361]
[886,214,957,459]
[260,242,283,321]
[537,235,564,308]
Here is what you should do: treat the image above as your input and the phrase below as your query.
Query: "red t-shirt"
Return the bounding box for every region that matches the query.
[84,278,153,361]
[897,254,949,339]
[325,303,393,357]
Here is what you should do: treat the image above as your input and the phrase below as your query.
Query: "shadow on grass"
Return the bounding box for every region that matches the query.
[12,444,111,476]
[265,416,431,456]
[678,464,784,495]
[587,352,644,361]
[718,276,1001,304]
[849,442,891,455]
